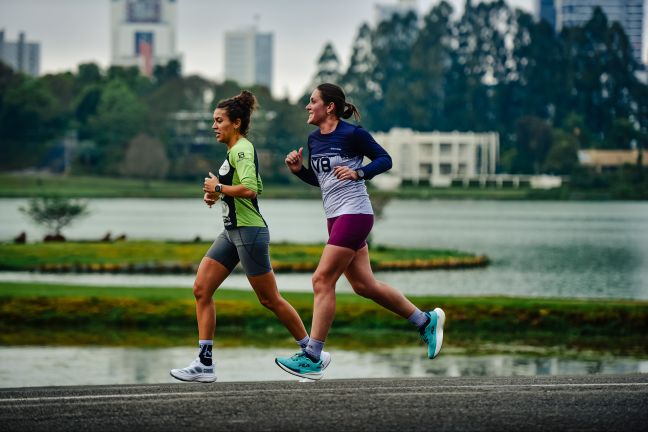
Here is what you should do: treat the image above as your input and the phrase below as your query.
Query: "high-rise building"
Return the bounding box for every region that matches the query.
[110,0,181,77]
[541,1,645,66]
[536,0,557,28]
[224,27,273,90]
[374,0,418,25]
[0,30,40,76]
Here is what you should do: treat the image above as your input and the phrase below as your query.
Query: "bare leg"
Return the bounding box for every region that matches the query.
[344,245,417,319]
[247,271,308,341]
[310,244,356,341]
[193,257,230,340]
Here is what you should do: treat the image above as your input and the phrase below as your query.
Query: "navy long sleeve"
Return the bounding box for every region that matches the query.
[292,145,320,187]
[294,165,320,187]
[352,127,392,180]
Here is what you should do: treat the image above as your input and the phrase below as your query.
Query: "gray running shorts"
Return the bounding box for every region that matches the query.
[205,227,272,276]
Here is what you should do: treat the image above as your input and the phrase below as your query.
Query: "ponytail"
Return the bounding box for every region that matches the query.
[317,83,361,121]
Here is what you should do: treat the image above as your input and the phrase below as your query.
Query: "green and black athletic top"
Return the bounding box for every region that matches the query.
[216,137,266,230]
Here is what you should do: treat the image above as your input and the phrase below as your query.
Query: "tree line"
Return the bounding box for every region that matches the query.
[308,1,647,189]
[0,60,310,184]
[0,1,646,196]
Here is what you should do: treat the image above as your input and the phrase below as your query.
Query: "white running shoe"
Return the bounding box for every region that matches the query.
[170,358,216,383]
[320,351,332,371]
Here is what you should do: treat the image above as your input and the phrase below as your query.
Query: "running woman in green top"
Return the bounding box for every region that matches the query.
[170,91,329,383]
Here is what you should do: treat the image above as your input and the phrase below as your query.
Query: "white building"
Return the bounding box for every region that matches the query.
[372,129,499,186]
[110,0,181,77]
[224,27,273,90]
[0,30,40,76]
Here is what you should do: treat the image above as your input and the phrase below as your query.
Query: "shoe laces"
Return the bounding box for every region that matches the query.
[290,352,306,360]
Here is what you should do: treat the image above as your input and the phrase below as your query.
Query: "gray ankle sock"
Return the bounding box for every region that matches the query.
[304,338,325,361]
[297,336,310,350]
[408,309,429,330]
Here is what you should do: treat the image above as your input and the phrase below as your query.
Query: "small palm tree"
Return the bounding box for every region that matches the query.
[20,196,90,239]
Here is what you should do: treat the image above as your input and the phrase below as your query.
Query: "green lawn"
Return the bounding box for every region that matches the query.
[0,241,484,272]
[1,282,646,354]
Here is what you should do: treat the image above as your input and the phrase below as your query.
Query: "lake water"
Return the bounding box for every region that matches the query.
[1,346,646,388]
[2,198,647,385]
[1,198,647,300]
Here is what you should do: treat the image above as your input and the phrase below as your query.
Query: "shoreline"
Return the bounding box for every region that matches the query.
[1,282,646,355]
[0,241,488,273]
[1,174,644,201]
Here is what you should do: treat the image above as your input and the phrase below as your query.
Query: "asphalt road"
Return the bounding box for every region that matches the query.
[1,374,647,431]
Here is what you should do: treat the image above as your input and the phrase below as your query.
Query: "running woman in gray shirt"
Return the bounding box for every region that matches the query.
[275,83,445,380]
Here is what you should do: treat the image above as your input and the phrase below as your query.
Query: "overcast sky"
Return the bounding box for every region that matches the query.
[3,0,534,100]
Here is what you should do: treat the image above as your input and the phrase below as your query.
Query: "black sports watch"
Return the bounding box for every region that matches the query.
[215,184,222,193]
[355,169,365,180]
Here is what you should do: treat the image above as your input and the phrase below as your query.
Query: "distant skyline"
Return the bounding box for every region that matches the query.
[2,0,536,100]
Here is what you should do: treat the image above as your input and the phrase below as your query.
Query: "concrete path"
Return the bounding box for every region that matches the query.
[1,374,647,431]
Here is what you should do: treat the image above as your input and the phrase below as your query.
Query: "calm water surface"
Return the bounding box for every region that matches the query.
[1,346,646,388]
[1,198,647,300]
[2,199,647,385]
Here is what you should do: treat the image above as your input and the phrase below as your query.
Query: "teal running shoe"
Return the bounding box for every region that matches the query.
[420,307,445,359]
[275,351,330,380]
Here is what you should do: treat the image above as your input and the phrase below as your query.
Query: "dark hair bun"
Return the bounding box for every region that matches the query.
[236,90,257,113]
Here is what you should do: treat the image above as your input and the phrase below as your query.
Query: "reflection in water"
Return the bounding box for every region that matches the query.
[1,346,646,388]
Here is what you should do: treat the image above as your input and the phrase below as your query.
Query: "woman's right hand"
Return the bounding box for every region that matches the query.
[285,147,304,173]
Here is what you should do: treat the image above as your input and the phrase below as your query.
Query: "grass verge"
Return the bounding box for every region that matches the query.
[0,241,487,273]
[1,282,646,355]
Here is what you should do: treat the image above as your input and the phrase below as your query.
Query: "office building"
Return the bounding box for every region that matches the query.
[539,1,645,65]
[224,27,273,89]
[0,30,40,76]
[110,0,181,77]
[536,0,556,28]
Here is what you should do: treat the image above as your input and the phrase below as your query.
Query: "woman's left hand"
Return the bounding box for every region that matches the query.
[333,166,359,181]
[203,171,220,193]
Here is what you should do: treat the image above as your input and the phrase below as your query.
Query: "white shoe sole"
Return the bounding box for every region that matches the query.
[275,360,324,381]
[170,370,216,383]
[431,307,445,359]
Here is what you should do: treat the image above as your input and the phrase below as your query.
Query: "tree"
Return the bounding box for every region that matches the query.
[20,196,89,239]
[0,72,65,170]
[302,42,342,105]
[512,116,553,173]
[120,133,170,181]
[87,79,146,174]
[544,129,579,175]
[371,11,420,130]
[407,1,454,130]
[342,23,377,114]
[76,63,103,88]
[154,59,182,84]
